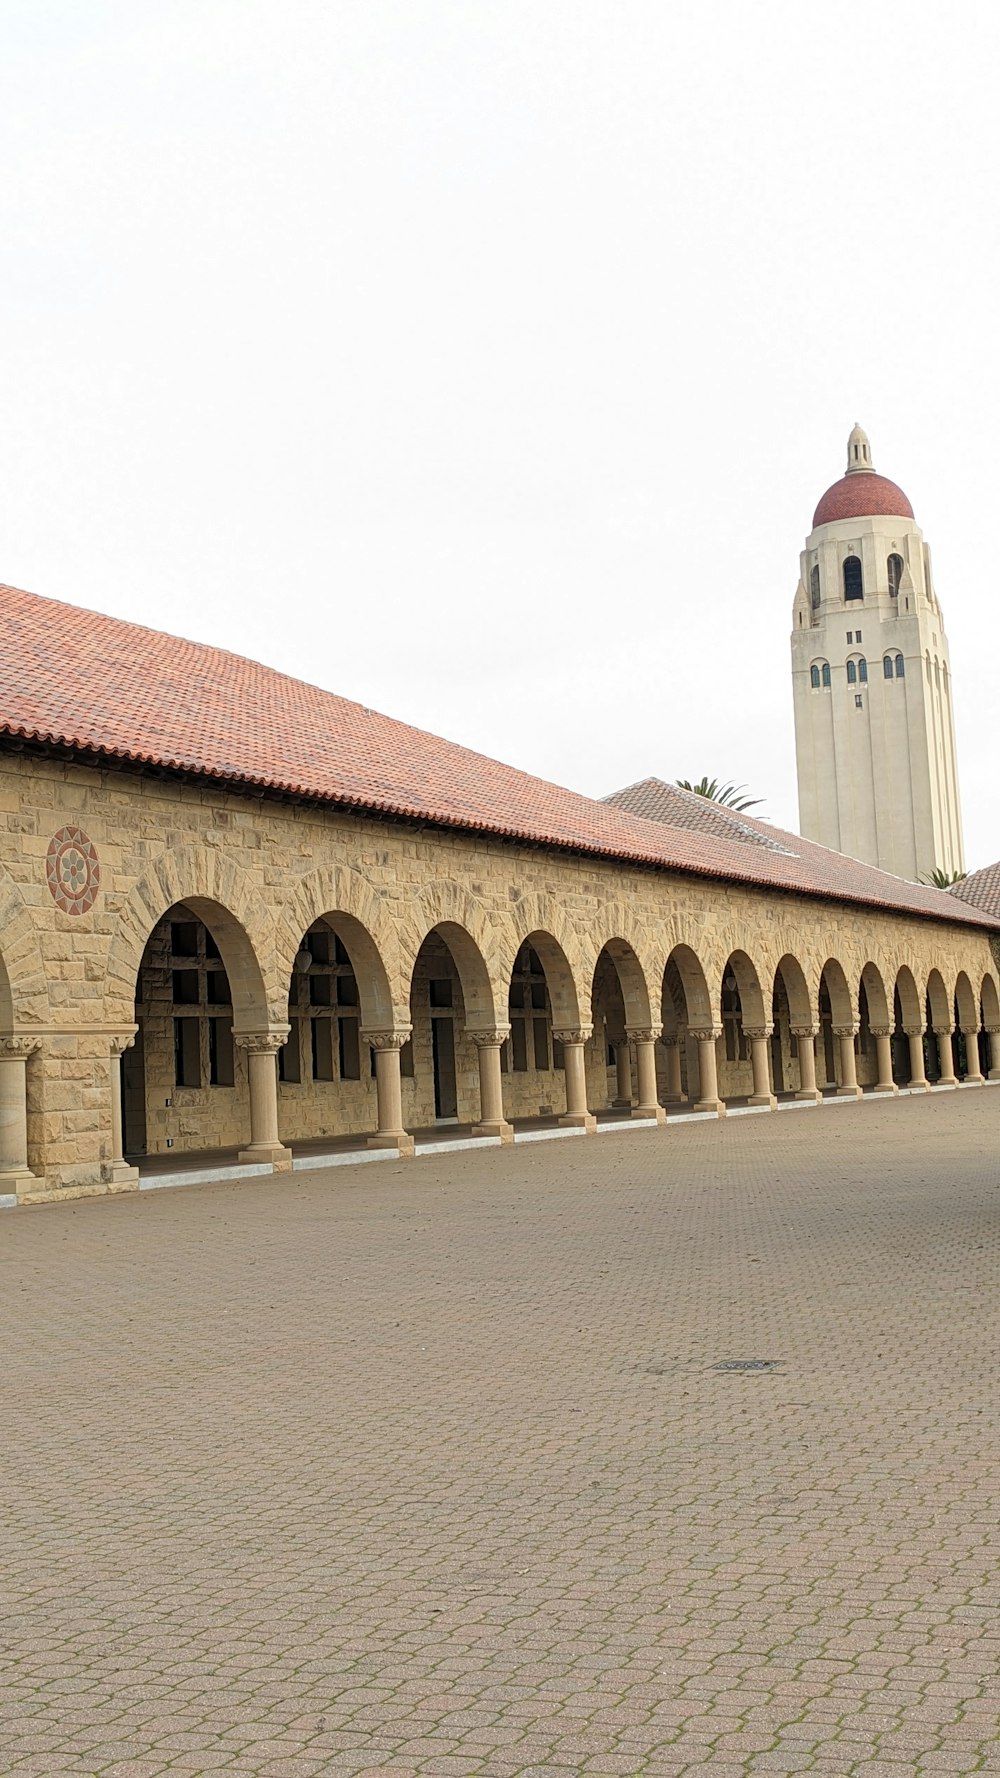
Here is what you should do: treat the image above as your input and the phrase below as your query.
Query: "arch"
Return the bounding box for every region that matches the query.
[843,555,863,601]
[819,957,854,1027]
[810,563,820,608]
[894,964,922,1030]
[106,846,273,1032]
[721,950,767,1028]
[399,880,507,1031]
[954,970,978,1034]
[275,862,401,1031]
[926,967,951,1032]
[662,943,713,1030]
[859,961,891,1029]
[589,937,654,1033]
[505,894,588,1028]
[773,954,812,1027]
[981,972,1000,1028]
[0,864,50,1029]
[887,553,903,597]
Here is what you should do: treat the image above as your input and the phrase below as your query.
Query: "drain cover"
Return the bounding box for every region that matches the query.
[712,1358,781,1373]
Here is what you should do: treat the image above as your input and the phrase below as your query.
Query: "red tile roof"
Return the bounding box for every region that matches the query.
[1,581,996,932]
[812,472,914,529]
[951,863,1000,922]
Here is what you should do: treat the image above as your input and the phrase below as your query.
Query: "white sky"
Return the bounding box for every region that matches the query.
[1,1,998,867]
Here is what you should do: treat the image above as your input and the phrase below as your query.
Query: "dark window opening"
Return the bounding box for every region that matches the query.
[171,921,199,957]
[883,655,894,679]
[429,978,453,1008]
[338,1016,361,1080]
[895,653,905,678]
[533,1018,550,1072]
[279,1023,301,1083]
[400,1039,414,1079]
[887,553,903,597]
[311,1018,334,1081]
[810,564,820,608]
[174,1017,201,1088]
[858,657,868,683]
[810,664,821,689]
[843,556,863,601]
[821,662,831,688]
[209,1018,235,1087]
[172,968,200,1004]
[847,659,857,684]
[511,1019,528,1073]
[207,971,230,1005]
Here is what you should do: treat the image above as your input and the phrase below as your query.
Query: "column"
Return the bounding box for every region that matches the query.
[744,1025,776,1109]
[553,1028,596,1131]
[934,1026,957,1087]
[833,1025,862,1097]
[689,1027,724,1115]
[869,1026,897,1095]
[471,1029,514,1143]
[627,1028,666,1124]
[959,1028,984,1085]
[108,1034,140,1184]
[790,1025,821,1101]
[987,1027,1000,1082]
[0,1035,40,1194]
[612,1039,633,1109]
[236,1031,294,1171]
[662,1038,684,1102]
[363,1030,415,1157]
[906,1026,929,1090]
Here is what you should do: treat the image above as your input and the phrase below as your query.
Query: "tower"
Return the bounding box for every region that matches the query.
[791,426,964,882]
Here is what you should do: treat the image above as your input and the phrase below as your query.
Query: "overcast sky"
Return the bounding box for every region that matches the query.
[1,2,997,867]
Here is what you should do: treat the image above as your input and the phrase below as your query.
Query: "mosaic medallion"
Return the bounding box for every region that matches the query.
[46,826,101,915]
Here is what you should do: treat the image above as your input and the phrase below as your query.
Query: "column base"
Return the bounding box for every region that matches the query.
[237,1142,293,1173]
[611,1097,632,1111]
[874,1081,899,1095]
[935,1077,958,1089]
[908,1080,929,1092]
[472,1119,514,1144]
[633,1104,666,1124]
[836,1085,863,1098]
[748,1092,777,1109]
[558,1112,597,1132]
[989,1069,1000,1083]
[108,1161,140,1184]
[0,1168,41,1197]
[367,1130,415,1157]
[694,1098,725,1116]
[794,1088,822,1102]
[961,1075,985,1086]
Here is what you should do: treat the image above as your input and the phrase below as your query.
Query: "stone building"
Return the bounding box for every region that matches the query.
[0,578,997,1206]
[791,426,964,881]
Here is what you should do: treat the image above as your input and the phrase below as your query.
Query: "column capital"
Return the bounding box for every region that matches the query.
[361,1027,412,1051]
[832,1024,859,1040]
[689,1025,722,1044]
[903,1024,925,1039]
[552,1027,592,1046]
[469,1027,511,1048]
[985,1024,1000,1036]
[868,1024,892,1039]
[109,1033,137,1057]
[0,1034,42,1059]
[790,1024,819,1039]
[626,1027,661,1046]
[234,1028,290,1056]
[932,1023,955,1037]
[743,1024,773,1041]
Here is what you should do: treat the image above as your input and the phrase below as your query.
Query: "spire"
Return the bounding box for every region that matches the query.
[845,422,874,475]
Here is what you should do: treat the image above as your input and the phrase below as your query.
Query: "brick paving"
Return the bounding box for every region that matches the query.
[2,1091,999,1777]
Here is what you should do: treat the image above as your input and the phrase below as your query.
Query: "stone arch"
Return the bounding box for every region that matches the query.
[926,967,951,1031]
[954,970,978,1033]
[277,864,400,1030]
[894,964,922,1030]
[981,972,1000,1028]
[505,895,588,1028]
[662,943,713,1030]
[579,905,658,1032]
[819,956,854,1027]
[721,949,767,1028]
[773,953,812,1027]
[106,846,273,1032]
[587,939,655,1033]
[398,881,507,1031]
[859,960,891,1029]
[0,864,50,1029]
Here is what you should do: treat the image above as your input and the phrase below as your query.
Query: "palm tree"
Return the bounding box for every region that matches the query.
[675,777,763,814]
[920,867,967,889]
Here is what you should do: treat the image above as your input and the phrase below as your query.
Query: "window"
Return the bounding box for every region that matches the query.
[279,1024,302,1083]
[174,1017,201,1088]
[846,631,853,644]
[288,922,362,1086]
[858,657,868,683]
[895,653,904,678]
[843,556,863,601]
[508,945,553,1073]
[855,629,862,643]
[338,1016,361,1080]
[887,553,903,597]
[810,664,821,689]
[854,694,863,708]
[208,1018,235,1087]
[847,659,857,684]
[311,1018,335,1081]
[810,564,820,608]
[883,655,894,679]
[821,662,831,688]
[164,916,234,1089]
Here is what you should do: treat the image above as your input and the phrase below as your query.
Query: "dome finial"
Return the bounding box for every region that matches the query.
[845,422,874,475]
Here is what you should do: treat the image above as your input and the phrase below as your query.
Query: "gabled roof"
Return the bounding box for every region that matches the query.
[1,580,996,932]
[951,863,1000,922]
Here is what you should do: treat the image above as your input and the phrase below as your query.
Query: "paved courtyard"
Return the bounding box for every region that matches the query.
[2,1091,999,1777]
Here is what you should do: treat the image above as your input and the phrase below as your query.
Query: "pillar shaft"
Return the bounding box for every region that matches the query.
[626,1029,666,1124]
[690,1027,723,1115]
[613,1041,633,1107]
[471,1030,514,1143]
[791,1026,820,1101]
[960,1030,984,1083]
[663,1040,683,1102]
[744,1026,776,1107]
[935,1028,957,1086]
[988,1028,1000,1082]
[870,1028,897,1095]
[834,1026,862,1097]
[108,1033,140,1184]
[554,1029,596,1131]
[236,1032,294,1171]
[364,1030,415,1156]
[906,1028,929,1090]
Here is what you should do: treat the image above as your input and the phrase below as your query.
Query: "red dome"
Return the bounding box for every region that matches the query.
[812,472,914,529]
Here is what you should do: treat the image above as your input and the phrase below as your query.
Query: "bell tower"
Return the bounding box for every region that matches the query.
[790,426,964,882]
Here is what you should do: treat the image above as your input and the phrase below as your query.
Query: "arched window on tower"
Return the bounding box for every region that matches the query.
[883,655,894,679]
[810,564,820,609]
[887,553,903,597]
[821,661,831,688]
[843,556,863,601]
[846,659,857,684]
[895,653,905,678]
[858,657,868,683]
[810,664,820,689]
